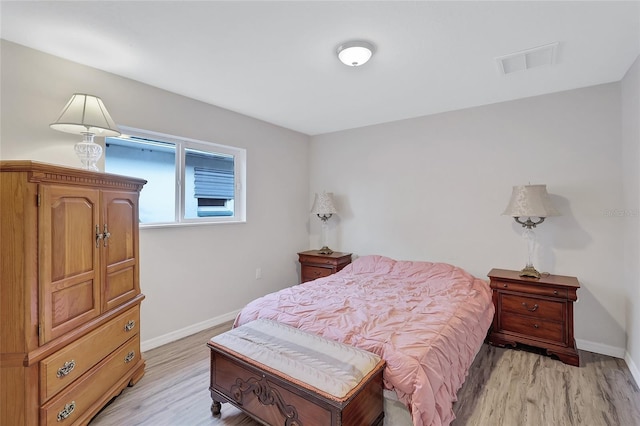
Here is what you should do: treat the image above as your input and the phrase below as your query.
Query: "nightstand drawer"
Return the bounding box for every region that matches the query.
[302,265,332,281]
[501,294,563,321]
[492,281,567,299]
[298,254,336,266]
[501,312,563,343]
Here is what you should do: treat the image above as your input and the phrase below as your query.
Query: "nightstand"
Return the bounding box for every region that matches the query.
[487,268,580,366]
[297,250,352,283]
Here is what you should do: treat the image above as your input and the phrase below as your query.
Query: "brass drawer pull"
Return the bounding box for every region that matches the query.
[57,401,75,421]
[522,302,539,312]
[56,360,76,378]
[124,320,136,332]
[124,351,135,363]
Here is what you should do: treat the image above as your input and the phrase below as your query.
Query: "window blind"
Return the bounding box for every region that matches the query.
[194,167,234,199]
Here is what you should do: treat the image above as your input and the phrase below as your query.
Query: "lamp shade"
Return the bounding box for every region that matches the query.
[311,192,338,216]
[502,184,560,218]
[50,94,121,137]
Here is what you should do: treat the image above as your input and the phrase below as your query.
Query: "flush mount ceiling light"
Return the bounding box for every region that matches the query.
[336,40,375,67]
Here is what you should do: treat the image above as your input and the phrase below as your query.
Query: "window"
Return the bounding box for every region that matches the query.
[105,127,246,226]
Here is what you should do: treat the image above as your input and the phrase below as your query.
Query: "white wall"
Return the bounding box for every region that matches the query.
[310,83,628,356]
[0,40,310,347]
[622,55,640,383]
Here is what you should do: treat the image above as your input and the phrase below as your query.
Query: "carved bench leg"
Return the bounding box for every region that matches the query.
[211,400,222,416]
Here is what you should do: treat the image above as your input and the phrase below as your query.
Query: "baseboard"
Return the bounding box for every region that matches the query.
[578,340,639,386]
[625,352,640,388]
[576,338,626,359]
[141,310,240,352]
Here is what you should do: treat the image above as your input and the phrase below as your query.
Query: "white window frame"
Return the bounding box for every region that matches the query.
[115,126,246,228]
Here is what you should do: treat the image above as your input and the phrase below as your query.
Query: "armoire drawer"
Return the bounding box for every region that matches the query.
[41,335,141,426]
[40,305,140,403]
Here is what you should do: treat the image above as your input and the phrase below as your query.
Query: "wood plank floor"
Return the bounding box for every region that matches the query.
[90,323,640,426]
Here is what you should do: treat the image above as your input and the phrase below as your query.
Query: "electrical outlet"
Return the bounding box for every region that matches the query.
[255,268,262,279]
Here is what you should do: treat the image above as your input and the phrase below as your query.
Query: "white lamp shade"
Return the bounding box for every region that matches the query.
[502,184,560,218]
[337,41,375,67]
[50,94,121,137]
[311,192,338,215]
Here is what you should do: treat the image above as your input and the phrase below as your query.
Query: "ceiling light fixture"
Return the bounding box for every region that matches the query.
[336,40,375,67]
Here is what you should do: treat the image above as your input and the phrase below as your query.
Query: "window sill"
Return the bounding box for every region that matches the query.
[140,219,246,230]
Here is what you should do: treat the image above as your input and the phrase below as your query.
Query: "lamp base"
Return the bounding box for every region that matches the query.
[74,133,102,171]
[317,246,334,255]
[519,265,541,279]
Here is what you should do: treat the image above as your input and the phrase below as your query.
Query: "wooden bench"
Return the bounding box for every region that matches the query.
[208,319,385,426]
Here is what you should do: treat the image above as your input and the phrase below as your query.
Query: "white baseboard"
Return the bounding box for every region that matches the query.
[578,340,640,386]
[624,352,640,388]
[576,338,626,359]
[141,310,240,352]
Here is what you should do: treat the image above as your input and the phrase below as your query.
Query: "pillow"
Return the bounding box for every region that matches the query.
[341,255,395,275]
[389,260,436,277]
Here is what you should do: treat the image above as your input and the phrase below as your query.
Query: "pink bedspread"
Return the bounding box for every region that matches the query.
[235,255,494,426]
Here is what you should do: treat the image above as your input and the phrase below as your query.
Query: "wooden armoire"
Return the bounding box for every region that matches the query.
[0,161,147,425]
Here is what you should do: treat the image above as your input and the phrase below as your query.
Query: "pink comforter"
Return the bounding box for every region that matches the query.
[235,255,494,426]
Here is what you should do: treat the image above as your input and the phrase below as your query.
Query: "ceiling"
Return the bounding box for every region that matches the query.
[1,1,639,135]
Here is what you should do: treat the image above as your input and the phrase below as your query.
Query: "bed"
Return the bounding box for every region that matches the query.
[234,255,494,426]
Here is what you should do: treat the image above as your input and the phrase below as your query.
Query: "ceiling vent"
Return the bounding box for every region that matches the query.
[496,42,559,75]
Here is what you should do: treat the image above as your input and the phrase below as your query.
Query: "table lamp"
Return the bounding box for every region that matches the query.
[50,93,121,171]
[311,192,338,254]
[503,184,560,278]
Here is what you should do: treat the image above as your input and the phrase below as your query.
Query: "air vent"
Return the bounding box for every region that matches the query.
[496,42,559,75]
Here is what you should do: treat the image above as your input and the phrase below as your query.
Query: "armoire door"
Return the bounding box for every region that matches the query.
[39,185,101,344]
[101,190,140,312]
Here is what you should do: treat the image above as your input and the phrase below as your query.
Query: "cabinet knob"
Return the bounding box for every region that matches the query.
[503,283,508,288]
[533,324,540,329]
[554,290,559,295]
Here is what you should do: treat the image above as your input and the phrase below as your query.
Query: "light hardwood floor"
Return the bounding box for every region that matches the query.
[90,323,640,426]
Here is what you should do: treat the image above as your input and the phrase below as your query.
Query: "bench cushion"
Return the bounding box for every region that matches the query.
[209,319,384,402]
